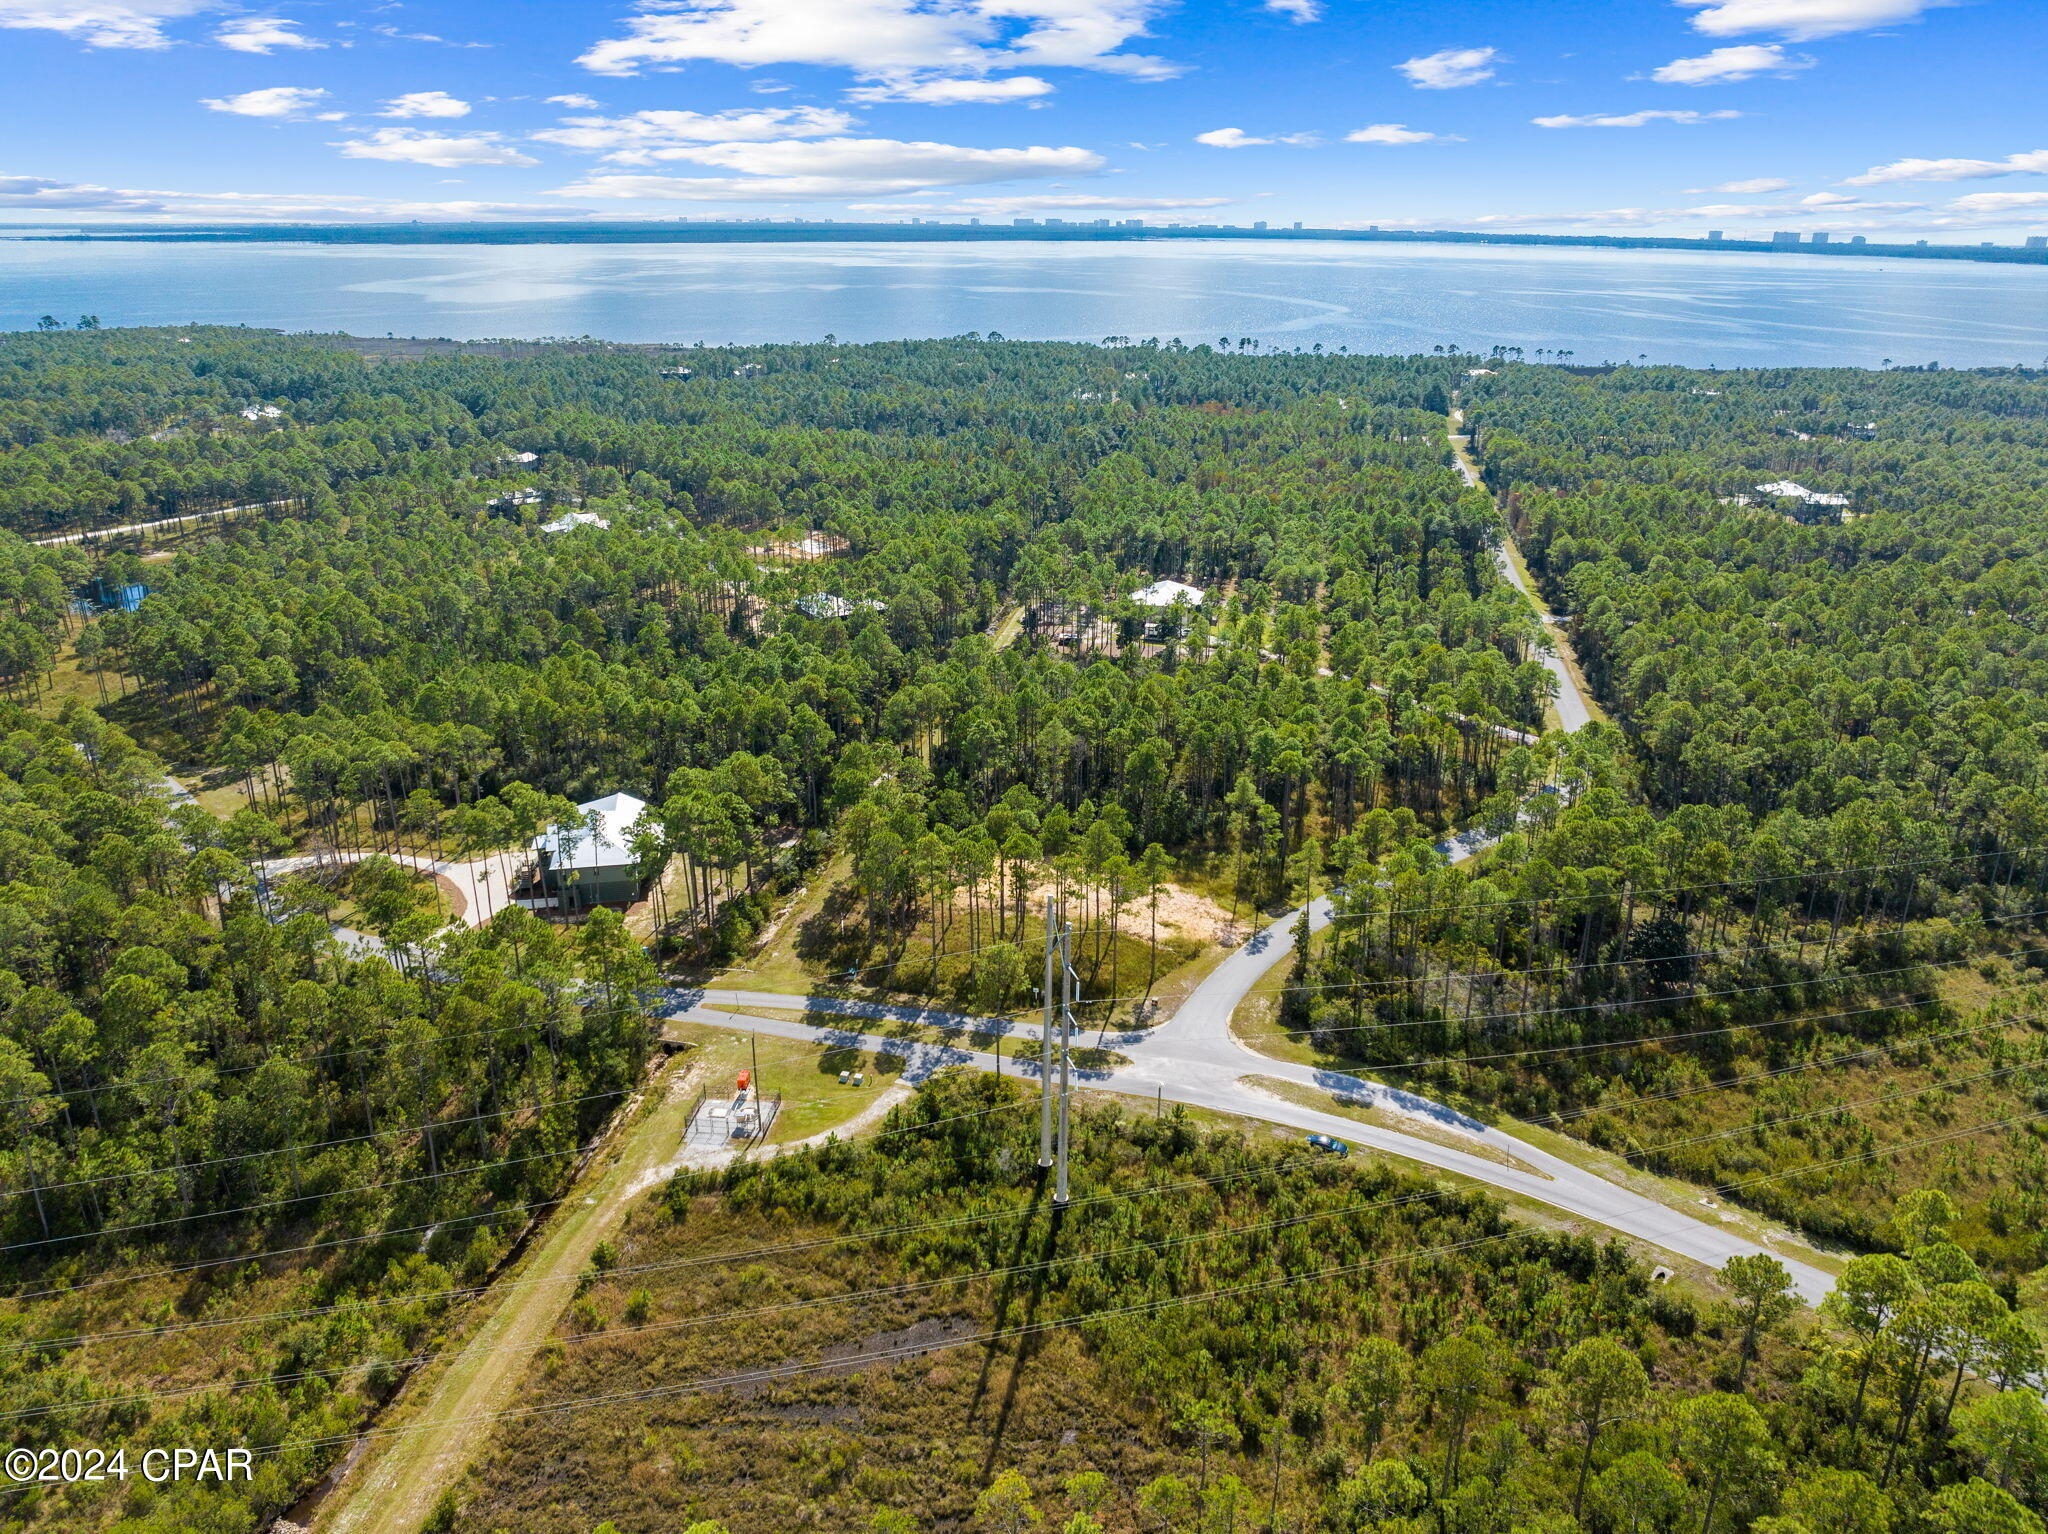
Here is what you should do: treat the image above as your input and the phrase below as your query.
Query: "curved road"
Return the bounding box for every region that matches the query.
[666,902,1829,1304]
[664,425,1829,1301]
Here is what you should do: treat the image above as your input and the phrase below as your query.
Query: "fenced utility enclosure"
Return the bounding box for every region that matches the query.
[682,1089,783,1152]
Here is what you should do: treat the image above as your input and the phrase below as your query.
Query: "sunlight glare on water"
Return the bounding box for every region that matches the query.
[2,237,2045,367]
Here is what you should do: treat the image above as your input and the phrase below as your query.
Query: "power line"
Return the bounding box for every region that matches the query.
[4,1085,632,1202]
[1533,1012,2035,1127]
[0,1086,1045,1328]
[1175,900,2048,1007]
[0,1144,583,1258]
[0,1003,641,1114]
[254,1105,2048,1463]
[1604,1055,2046,1162]
[18,1060,2040,1429]
[1,847,2029,1123]
[1312,839,2048,928]
[698,842,2048,1021]
[0,1179,1465,1425]
[17,934,2035,1279]
[1245,982,2044,1071]
[20,1014,2039,1369]
[1234,943,2048,1043]
[3,1196,561,1306]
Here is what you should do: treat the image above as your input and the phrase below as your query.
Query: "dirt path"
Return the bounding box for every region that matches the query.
[314,1058,704,1534]
[30,498,288,546]
[1447,407,1600,732]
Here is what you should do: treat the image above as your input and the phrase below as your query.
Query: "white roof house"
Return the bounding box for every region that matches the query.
[795,594,886,618]
[240,405,284,421]
[540,510,611,533]
[509,451,540,464]
[532,792,649,876]
[1131,579,1206,608]
[1756,479,1851,507]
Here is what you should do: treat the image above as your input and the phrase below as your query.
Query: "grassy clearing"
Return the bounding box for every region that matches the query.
[713,856,1216,1027]
[660,1021,922,1146]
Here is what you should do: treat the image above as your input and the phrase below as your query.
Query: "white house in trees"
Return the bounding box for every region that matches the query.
[525,791,651,910]
[1130,579,1206,609]
[1129,578,1205,639]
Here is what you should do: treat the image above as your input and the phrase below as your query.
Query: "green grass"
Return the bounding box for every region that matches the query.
[661,1020,914,1145]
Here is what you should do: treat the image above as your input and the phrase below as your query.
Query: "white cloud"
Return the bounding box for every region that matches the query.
[1346,123,1454,146]
[1948,190,2048,214]
[1534,108,1742,128]
[534,106,860,164]
[0,173,586,220]
[1845,150,2048,185]
[1194,127,1317,149]
[654,135,1098,180]
[1690,175,1793,192]
[1651,43,1810,83]
[846,74,1055,103]
[551,174,899,201]
[214,15,320,52]
[1265,0,1321,20]
[555,135,1105,200]
[1397,46,1499,90]
[849,192,1234,214]
[381,91,472,119]
[200,85,331,119]
[577,0,1177,82]
[0,0,212,49]
[1677,0,1946,41]
[1799,191,1923,209]
[547,94,602,109]
[370,23,490,49]
[336,129,539,167]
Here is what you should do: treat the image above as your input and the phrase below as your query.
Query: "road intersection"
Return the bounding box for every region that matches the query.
[659,427,1834,1300]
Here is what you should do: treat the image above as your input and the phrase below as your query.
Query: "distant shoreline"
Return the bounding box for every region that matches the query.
[12,223,2047,267]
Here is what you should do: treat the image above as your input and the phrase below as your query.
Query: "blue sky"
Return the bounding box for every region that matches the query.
[2,0,2043,238]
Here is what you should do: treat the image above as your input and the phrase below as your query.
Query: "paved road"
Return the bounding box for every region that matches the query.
[666,903,1832,1303]
[659,426,1834,1299]
[262,848,527,929]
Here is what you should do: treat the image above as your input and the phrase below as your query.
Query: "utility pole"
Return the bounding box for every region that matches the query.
[1054,913,1076,1207]
[749,1033,762,1136]
[1039,897,1056,1171]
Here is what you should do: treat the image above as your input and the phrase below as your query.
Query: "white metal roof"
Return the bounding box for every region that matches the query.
[1131,579,1206,608]
[540,511,611,533]
[533,791,650,873]
[1756,479,1851,506]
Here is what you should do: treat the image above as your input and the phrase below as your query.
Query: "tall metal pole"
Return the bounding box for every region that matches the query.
[1054,915,1075,1207]
[749,1033,762,1135]
[1038,897,1056,1170]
